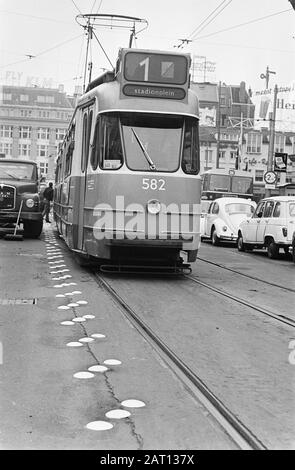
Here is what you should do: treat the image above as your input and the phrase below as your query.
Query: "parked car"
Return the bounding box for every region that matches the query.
[237,196,295,259]
[201,197,256,245]
[0,159,43,238]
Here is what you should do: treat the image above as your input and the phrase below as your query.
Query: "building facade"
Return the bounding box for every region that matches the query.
[0,85,75,180]
[192,81,295,199]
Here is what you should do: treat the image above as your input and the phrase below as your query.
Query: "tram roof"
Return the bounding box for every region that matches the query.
[201,169,252,177]
[77,79,199,117]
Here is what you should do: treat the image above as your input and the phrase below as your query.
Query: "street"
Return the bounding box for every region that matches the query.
[0,226,294,450]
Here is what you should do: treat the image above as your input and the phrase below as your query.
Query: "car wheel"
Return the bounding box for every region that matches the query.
[211,229,220,246]
[267,240,279,259]
[283,247,290,255]
[237,234,245,252]
[23,220,43,239]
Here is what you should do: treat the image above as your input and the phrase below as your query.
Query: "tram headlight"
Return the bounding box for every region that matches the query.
[147,199,161,215]
[222,225,227,232]
[25,198,35,208]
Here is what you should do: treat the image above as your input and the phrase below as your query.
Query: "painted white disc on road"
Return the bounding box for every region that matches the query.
[83,315,95,319]
[72,317,86,322]
[67,303,79,307]
[86,421,113,431]
[56,294,65,298]
[91,333,106,339]
[76,300,88,305]
[105,409,131,419]
[103,359,122,366]
[66,342,83,347]
[79,337,95,343]
[60,321,75,326]
[88,365,108,373]
[73,371,94,379]
[121,399,146,408]
[72,291,82,295]
[58,305,70,310]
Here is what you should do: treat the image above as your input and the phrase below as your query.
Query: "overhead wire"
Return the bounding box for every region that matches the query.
[175,0,232,48]
[188,0,232,41]
[0,33,84,70]
[192,8,292,41]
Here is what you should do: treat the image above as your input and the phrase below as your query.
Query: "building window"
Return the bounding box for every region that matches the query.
[205,149,213,164]
[38,110,50,118]
[0,142,12,156]
[0,125,13,138]
[56,128,66,140]
[3,93,12,100]
[19,126,31,139]
[18,143,31,157]
[39,162,49,175]
[219,151,226,160]
[37,95,54,104]
[37,145,48,157]
[247,133,261,154]
[20,94,29,102]
[274,134,285,153]
[37,127,50,140]
[20,109,32,117]
[255,169,264,182]
[230,151,236,159]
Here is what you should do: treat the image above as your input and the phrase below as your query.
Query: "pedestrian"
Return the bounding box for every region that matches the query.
[42,182,54,223]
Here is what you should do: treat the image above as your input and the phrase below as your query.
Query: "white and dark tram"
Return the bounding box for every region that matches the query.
[54,48,201,272]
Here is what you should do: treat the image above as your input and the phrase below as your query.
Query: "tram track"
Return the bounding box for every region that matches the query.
[93,271,267,450]
[186,274,295,329]
[196,256,295,294]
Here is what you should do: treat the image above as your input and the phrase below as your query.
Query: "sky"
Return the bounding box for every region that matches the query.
[0,0,294,95]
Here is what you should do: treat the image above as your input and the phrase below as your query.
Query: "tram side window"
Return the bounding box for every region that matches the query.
[91,115,123,171]
[181,118,199,175]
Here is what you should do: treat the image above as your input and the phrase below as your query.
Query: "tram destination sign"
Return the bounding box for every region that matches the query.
[123,84,186,100]
[124,51,188,85]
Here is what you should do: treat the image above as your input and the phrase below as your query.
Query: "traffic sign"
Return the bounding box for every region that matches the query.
[264,171,277,185]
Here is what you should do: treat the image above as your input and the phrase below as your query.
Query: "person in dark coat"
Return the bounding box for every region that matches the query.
[42,182,54,223]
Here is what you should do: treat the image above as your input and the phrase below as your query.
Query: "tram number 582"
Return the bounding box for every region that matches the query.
[142,178,166,191]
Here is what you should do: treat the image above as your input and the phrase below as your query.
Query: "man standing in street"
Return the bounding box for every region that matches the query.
[42,182,54,223]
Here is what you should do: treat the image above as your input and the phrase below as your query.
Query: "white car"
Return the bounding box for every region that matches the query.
[201,197,256,245]
[237,196,295,258]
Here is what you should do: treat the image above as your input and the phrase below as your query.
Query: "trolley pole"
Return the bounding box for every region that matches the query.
[265,84,278,197]
[216,81,221,169]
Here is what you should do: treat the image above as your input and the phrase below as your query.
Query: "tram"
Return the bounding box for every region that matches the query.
[54,48,201,271]
[201,168,254,201]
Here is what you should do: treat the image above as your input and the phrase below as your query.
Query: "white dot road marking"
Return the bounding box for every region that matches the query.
[121,399,146,408]
[91,333,106,339]
[103,359,122,366]
[73,372,95,379]
[105,409,131,419]
[66,342,83,347]
[78,337,95,343]
[86,421,113,431]
[88,365,108,373]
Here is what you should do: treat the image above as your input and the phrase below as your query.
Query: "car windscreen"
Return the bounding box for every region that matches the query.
[289,202,295,217]
[225,203,254,216]
[0,162,35,180]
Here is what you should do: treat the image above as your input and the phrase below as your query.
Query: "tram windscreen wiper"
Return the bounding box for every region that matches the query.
[130,127,157,171]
